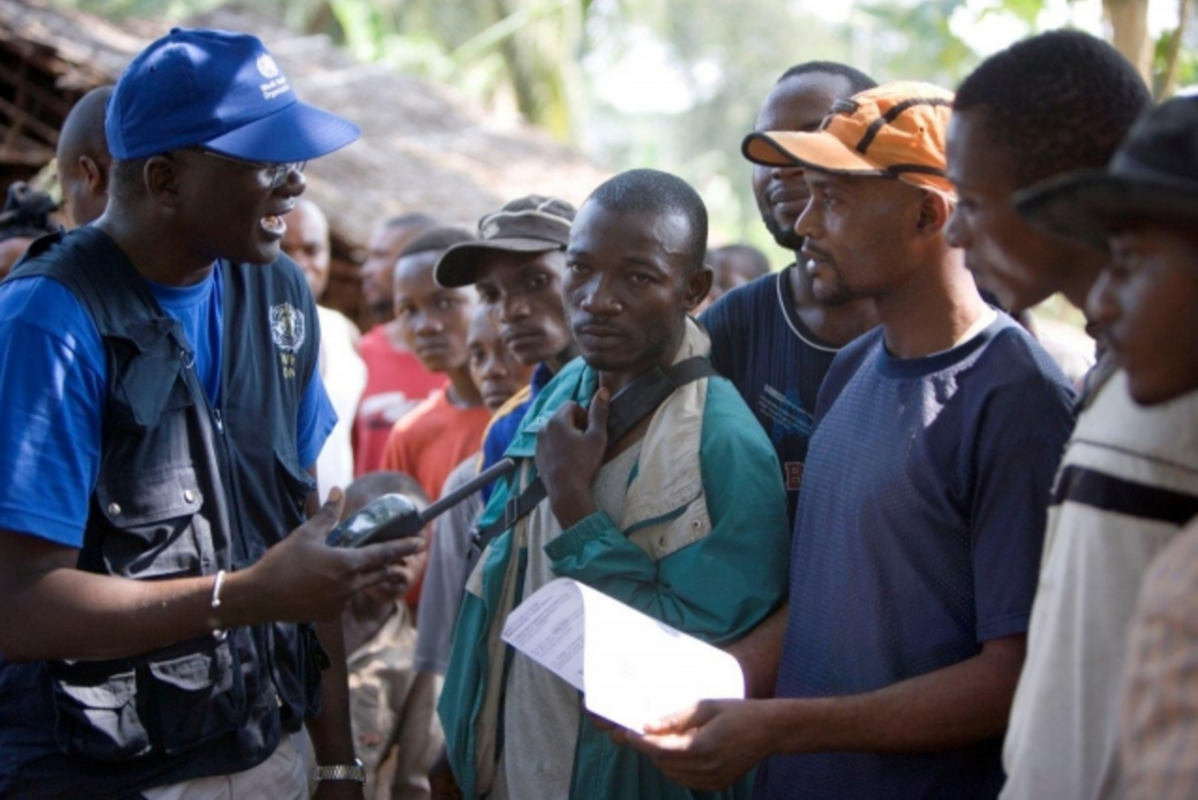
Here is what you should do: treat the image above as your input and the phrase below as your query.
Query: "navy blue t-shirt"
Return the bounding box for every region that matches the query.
[761,314,1075,799]
[700,265,849,523]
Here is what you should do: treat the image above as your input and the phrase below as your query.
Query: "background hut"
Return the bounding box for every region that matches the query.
[0,0,609,324]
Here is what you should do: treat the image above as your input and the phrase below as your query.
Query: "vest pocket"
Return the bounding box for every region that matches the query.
[92,464,211,579]
[47,635,247,762]
[147,635,247,755]
[105,321,193,433]
[48,663,150,762]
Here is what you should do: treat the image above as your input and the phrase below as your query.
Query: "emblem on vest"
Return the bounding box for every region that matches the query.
[270,302,305,379]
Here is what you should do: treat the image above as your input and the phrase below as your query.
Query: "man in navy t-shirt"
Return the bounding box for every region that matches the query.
[700,61,879,525]
[629,82,1075,799]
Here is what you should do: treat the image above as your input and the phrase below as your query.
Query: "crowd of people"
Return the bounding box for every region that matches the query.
[0,20,1195,800]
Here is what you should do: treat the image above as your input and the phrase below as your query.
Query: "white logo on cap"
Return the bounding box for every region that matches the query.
[482,220,501,239]
[256,55,291,100]
[257,55,280,79]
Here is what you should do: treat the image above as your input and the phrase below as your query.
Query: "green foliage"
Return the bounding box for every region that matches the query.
[43,0,1195,255]
[858,0,977,84]
[51,0,226,19]
[1169,45,1198,90]
[51,0,584,139]
[580,0,857,251]
[1152,13,1198,98]
[982,0,1045,27]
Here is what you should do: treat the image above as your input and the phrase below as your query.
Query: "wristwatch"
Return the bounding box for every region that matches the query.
[315,758,366,783]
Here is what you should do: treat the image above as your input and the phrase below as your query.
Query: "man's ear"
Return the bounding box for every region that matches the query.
[144,154,182,208]
[683,265,714,313]
[915,189,953,237]
[80,156,108,193]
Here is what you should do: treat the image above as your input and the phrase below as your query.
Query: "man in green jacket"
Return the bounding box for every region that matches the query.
[438,169,791,799]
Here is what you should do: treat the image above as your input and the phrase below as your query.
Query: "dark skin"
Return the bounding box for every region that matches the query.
[431,203,713,799]
[392,250,482,407]
[300,490,381,800]
[695,248,765,313]
[426,311,531,800]
[364,223,432,328]
[751,72,878,346]
[339,483,437,800]
[57,87,113,229]
[429,751,464,800]
[473,249,579,374]
[0,152,421,800]
[622,172,1025,791]
[341,590,400,659]
[59,154,110,229]
[0,491,396,657]
[466,306,536,412]
[945,107,1106,316]
[389,252,483,597]
[537,201,711,530]
[1088,221,1198,405]
[799,172,986,357]
[717,74,885,686]
[282,198,332,300]
[339,485,426,657]
[627,635,1027,790]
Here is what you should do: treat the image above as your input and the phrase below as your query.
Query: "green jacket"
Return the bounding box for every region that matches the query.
[439,353,790,799]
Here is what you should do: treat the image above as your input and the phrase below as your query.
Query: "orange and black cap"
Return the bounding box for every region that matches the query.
[743,81,955,196]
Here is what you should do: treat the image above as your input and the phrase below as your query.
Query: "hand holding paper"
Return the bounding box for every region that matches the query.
[501,578,745,732]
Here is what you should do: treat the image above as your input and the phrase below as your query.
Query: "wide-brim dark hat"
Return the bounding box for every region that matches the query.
[435,195,576,288]
[1015,95,1198,250]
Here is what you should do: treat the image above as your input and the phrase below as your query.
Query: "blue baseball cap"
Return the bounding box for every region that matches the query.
[106,28,360,162]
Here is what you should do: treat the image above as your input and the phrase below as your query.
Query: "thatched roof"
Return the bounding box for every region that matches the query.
[0,0,608,322]
[0,0,608,239]
[0,0,147,169]
[186,5,610,243]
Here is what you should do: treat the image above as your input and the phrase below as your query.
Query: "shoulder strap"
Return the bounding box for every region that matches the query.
[605,355,716,442]
[10,227,169,341]
[469,356,717,557]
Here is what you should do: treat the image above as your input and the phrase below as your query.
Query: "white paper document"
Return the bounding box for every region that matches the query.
[501,577,745,732]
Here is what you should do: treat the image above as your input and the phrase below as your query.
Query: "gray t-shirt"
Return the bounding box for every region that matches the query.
[414,454,485,676]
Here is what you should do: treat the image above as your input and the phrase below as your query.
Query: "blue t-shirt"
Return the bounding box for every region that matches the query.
[700,265,852,523]
[479,360,555,504]
[761,315,1075,800]
[0,268,336,548]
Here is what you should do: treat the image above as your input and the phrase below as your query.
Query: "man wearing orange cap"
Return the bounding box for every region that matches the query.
[625,83,1075,799]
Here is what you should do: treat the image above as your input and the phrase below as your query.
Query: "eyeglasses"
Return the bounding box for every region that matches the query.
[190,148,306,189]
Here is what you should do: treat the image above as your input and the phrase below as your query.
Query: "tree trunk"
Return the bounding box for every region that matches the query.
[1160,0,1191,98]
[1104,0,1153,85]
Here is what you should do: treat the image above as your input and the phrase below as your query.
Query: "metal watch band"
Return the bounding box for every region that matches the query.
[315,758,366,783]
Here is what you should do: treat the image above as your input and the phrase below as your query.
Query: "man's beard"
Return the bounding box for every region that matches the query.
[762,212,804,252]
[807,258,857,307]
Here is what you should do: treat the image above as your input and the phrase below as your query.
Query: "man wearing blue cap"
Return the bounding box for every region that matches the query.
[0,29,417,799]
